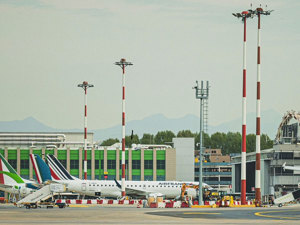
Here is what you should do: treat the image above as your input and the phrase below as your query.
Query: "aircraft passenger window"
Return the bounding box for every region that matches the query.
[139,185,141,187]
[135,185,137,187]
[152,185,154,187]
[148,185,150,187]
[105,185,107,187]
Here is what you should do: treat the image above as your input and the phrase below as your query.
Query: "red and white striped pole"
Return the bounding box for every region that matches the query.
[241,13,248,206]
[84,87,88,180]
[255,7,262,207]
[115,59,133,198]
[78,81,94,180]
[121,64,126,197]
[255,5,272,207]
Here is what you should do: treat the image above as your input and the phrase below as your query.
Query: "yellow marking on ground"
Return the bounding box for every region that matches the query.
[230,205,256,208]
[184,212,221,215]
[254,210,300,220]
[191,205,212,208]
[69,205,89,208]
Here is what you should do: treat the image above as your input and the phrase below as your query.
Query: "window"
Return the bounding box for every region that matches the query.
[20,160,29,169]
[95,160,99,169]
[144,160,153,169]
[70,160,79,169]
[132,160,141,169]
[107,160,116,169]
[156,175,165,181]
[279,153,293,159]
[8,159,17,169]
[82,160,91,169]
[157,160,165,170]
[59,160,67,168]
[107,175,116,180]
[101,160,104,169]
[132,175,141,181]
[275,167,293,175]
[144,175,153,181]
[119,160,128,169]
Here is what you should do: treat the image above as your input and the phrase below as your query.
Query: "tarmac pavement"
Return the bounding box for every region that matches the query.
[0,204,299,224]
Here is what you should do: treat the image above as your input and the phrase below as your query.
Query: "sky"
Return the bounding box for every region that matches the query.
[0,0,299,130]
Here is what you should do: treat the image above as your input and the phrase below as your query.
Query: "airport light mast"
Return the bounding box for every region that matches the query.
[78,81,94,180]
[233,9,255,205]
[115,58,133,198]
[193,80,209,205]
[254,6,272,207]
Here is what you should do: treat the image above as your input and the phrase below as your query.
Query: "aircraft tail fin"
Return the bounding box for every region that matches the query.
[46,154,75,180]
[30,154,52,183]
[0,153,24,185]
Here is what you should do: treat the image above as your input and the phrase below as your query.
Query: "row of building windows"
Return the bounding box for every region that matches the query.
[69,159,165,170]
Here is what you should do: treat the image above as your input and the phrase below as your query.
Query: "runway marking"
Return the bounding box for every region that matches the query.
[255,210,300,220]
[183,212,221,215]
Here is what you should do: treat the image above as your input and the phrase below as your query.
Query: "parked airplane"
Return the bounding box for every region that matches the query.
[32,154,211,199]
[282,162,300,171]
[0,154,37,199]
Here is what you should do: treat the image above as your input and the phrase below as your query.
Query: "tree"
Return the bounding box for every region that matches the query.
[100,138,119,146]
[210,132,227,151]
[140,133,155,144]
[177,130,195,138]
[261,134,273,150]
[225,132,241,154]
[125,134,139,148]
[246,134,256,153]
[154,130,175,144]
[195,132,211,149]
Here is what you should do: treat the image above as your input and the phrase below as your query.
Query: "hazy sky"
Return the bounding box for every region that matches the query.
[0,0,299,130]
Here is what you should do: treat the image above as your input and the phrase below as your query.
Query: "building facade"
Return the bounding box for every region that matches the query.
[0,147,176,181]
[195,149,232,191]
[173,138,194,181]
[231,144,300,199]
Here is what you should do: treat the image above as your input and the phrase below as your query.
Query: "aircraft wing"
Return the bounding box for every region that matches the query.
[113,179,162,197]
[125,187,150,196]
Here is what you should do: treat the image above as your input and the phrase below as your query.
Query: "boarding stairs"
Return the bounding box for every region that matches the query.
[17,184,65,207]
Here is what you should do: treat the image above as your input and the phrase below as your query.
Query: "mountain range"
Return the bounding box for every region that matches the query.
[0,109,283,142]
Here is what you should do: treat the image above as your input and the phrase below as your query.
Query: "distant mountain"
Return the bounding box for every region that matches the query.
[0,109,283,142]
[92,109,282,141]
[209,109,282,139]
[0,117,56,132]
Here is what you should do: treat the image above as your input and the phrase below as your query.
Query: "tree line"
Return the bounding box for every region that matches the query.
[100,130,273,155]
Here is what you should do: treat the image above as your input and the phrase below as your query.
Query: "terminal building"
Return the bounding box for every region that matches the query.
[195,149,232,191]
[231,111,300,199]
[0,147,176,181]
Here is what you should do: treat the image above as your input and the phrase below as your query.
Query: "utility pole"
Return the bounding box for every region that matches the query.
[193,80,209,205]
[115,58,133,198]
[78,81,94,180]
